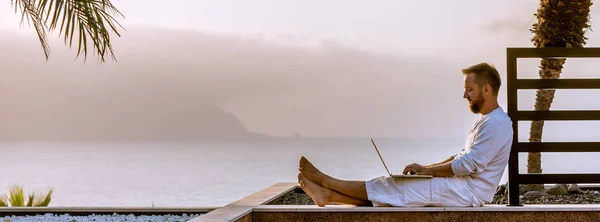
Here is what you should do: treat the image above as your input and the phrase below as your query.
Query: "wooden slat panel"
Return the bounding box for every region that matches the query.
[508,47,600,58]
[516,111,600,121]
[519,174,600,184]
[517,79,600,89]
[506,47,600,207]
[515,142,600,152]
[506,48,521,206]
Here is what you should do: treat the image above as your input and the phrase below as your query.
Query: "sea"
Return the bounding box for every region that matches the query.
[1,138,600,207]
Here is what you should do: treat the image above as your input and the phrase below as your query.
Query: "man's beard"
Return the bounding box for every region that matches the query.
[468,93,485,114]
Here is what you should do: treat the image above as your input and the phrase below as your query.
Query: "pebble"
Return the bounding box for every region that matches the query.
[1,213,202,222]
[568,184,581,194]
[492,190,600,204]
[544,184,569,195]
[523,191,546,198]
[274,189,600,205]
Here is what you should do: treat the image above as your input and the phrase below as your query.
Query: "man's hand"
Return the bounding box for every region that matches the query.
[402,163,433,175]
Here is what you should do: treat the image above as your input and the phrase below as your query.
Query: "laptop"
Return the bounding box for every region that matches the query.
[370,138,433,178]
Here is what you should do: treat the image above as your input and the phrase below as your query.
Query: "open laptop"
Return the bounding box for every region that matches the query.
[370,138,433,178]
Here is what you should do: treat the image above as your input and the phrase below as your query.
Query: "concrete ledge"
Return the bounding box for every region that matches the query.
[189,183,600,221]
[254,200,600,221]
[0,206,217,216]
[6,183,599,221]
[254,204,600,212]
[190,183,297,222]
[251,211,600,222]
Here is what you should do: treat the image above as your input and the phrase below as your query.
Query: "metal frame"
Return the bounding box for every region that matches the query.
[506,47,600,206]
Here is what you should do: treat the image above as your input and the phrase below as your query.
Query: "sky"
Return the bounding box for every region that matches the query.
[1,0,600,140]
[0,0,535,55]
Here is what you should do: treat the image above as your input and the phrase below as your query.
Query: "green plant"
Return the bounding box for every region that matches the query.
[0,195,7,207]
[8,186,25,207]
[0,185,54,207]
[35,188,54,207]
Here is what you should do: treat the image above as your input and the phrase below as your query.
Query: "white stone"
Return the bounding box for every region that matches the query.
[567,184,581,194]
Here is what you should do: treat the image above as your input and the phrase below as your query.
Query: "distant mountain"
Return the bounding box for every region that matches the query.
[0,30,274,141]
[0,98,267,141]
[0,27,476,141]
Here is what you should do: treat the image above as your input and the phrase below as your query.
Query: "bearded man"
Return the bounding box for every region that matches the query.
[298,62,514,207]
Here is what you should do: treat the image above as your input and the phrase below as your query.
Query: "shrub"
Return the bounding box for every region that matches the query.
[0,185,53,207]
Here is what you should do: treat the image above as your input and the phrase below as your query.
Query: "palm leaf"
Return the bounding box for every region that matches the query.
[0,195,7,207]
[27,193,34,207]
[32,187,54,207]
[7,185,25,207]
[11,0,125,63]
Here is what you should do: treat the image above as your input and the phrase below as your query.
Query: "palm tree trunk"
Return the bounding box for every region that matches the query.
[528,0,592,191]
[527,59,565,191]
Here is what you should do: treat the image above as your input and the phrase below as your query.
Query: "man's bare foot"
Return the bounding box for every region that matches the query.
[299,156,327,186]
[298,173,330,207]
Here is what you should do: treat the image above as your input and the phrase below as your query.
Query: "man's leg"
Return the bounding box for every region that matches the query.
[298,173,372,207]
[299,156,369,201]
[321,176,369,201]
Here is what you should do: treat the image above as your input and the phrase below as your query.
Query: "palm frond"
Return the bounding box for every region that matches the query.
[26,193,34,207]
[32,187,54,207]
[11,0,50,59]
[11,0,125,63]
[7,185,25,207]
[0,195,8,207]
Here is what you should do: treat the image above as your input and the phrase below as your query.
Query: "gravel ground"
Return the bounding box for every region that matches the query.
[267,189,316,205]
[268,188,600,205]
[491,190,600,205]
[1,213,203,222]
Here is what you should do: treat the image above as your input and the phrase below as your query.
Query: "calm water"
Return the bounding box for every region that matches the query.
[1,138,599,207]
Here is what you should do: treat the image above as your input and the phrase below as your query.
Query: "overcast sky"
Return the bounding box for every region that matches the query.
[1,0,600,140]
[0,0,542,55]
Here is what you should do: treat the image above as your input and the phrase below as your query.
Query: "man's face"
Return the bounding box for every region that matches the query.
[463,73,485,114]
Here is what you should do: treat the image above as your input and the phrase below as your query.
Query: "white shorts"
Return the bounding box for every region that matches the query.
[365,176,484,207]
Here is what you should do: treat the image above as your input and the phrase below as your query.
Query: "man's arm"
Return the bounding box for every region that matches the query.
[402,155,457,177]
[425,155,456,168]
[406,118,510,177]
[402,161,455,177]
[426,161,455,177]
[451,119,510,176]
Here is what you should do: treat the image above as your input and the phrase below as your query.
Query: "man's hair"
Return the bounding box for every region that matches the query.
[462,62,501,96]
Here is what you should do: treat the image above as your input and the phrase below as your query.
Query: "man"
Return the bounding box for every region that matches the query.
[298,62,513,207]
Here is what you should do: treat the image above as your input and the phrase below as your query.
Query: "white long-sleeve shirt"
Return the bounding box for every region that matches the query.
[451,107,513,203]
